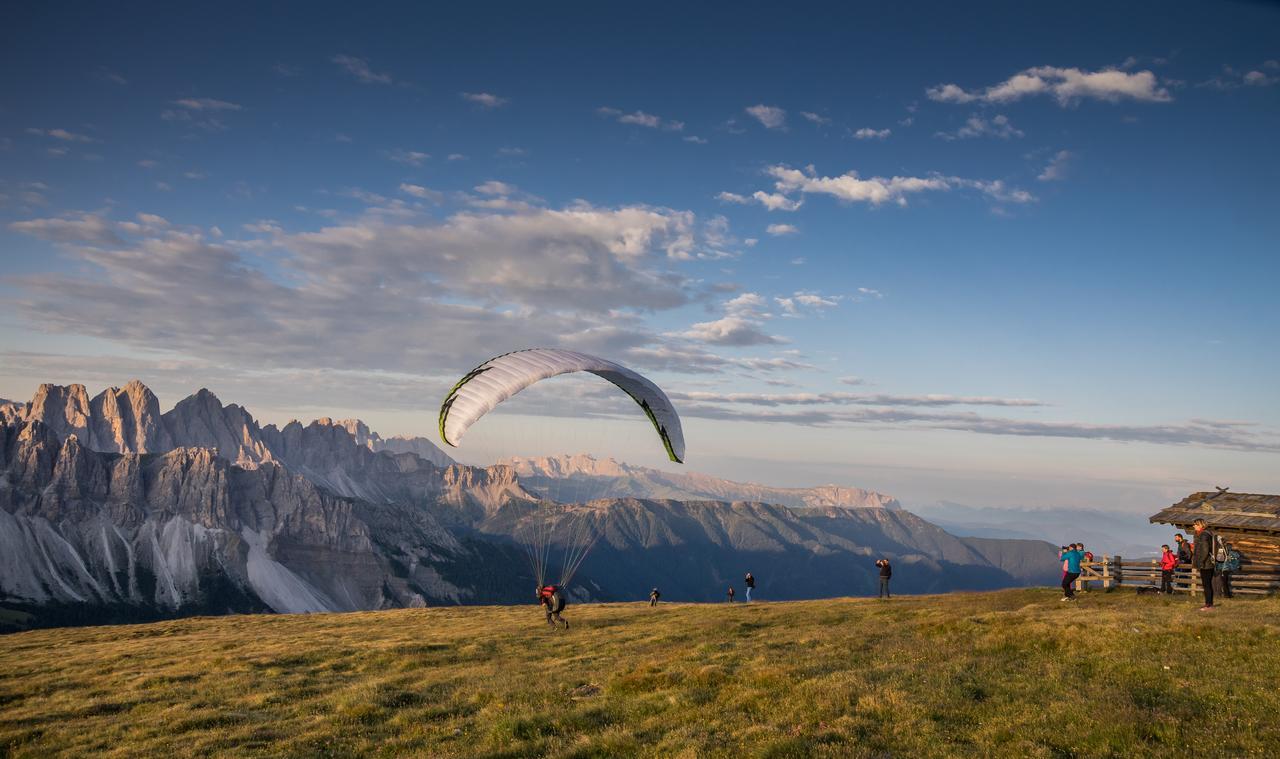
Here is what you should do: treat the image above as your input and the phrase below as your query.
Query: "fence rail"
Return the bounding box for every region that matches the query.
[1073,556,1280,596]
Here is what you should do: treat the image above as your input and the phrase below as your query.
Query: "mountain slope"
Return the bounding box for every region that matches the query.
[0,420,474,620]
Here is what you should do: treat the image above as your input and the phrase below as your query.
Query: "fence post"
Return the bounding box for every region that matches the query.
[1102,555,1112,590]
[1114,555,1122,587]
[1190,565,1198,598]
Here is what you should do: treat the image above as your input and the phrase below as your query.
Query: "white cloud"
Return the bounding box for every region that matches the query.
[716,190,801,212]
[273,63,302,78]
[8,212,123,245]
[27,128,99,143]
[183,171,206,180]
[172,98,242,111]
[161,98,240,131]
[775,291,840,316]
[7,203,746,377]
[475,181,516,196]
[761,164,1034,208]
[676,317,783,346]
[745,104,786,129]
[723,292,768,318]
[752,191,802,212]
[386,149,429,166]
[447,153,467,161]
[399,183,442,201]
[935,114,1023,141]
[1244,70,1276,87]
[766,223,799,236]
[928,66,1172,106]
[332,54,392,84]
[673,390,1043,408]
[852,127,890,140]
[766,165,949,206]
[461,92,508,108]
[596,107,683,131]
[801,111,831,125]
[1037,150,1072,182]
[683,135,708,144]
[856,287,883,299]
[1200,63,1280,90]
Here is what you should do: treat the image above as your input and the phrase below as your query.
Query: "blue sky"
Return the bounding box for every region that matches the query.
[2,1,1278,512]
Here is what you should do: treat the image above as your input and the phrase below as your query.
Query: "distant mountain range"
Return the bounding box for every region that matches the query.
[507,453,900,509]
[0,381,1060,630]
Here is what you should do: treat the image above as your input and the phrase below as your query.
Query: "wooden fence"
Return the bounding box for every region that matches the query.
[1073,556,1280,596]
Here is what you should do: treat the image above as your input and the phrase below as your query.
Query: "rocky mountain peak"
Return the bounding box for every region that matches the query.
[26,382,93,444]
[162,387,273,467]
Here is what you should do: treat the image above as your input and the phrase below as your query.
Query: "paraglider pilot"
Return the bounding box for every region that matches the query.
[538,584,569,629]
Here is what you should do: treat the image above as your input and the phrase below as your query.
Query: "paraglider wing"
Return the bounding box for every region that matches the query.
[438,348,685,463]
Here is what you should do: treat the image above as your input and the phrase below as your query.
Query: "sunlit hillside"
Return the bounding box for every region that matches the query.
[3,589,1279,757]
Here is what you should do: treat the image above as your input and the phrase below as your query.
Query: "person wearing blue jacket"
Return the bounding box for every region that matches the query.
[1060,544,1085,601]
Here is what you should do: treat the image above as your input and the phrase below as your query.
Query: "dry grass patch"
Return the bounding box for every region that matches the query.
[2,590,1279,757]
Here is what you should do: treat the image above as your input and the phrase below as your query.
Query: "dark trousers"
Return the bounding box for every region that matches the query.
[1062,572,1080,598]
[879,577,891,598]
[1200,568,1215,606]
[1215,571,1233,599]
[1160,569,1174,594]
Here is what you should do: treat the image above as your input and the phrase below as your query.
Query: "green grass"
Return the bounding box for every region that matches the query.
[2,589,1279,757]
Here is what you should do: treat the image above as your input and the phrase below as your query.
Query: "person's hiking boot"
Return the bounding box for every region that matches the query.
[1198,605,1214,611]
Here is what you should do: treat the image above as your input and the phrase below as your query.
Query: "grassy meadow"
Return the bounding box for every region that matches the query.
[2,588,1279,758]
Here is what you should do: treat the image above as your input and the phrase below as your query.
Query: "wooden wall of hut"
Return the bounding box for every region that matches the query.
[1217,530,1280,569]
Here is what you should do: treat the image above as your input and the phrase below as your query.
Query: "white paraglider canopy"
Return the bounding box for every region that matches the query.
[438,348,685,463]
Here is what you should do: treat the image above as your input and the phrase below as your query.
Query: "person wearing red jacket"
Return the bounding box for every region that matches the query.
[538,585,568,629]
[1159,544,1179,594]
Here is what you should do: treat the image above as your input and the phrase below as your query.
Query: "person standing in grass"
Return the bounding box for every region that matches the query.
[649,587,661,606]
[726,586,736,602]
[1191,519,1217,611]
[1217,540,1241,599]
[1060,543,1084,601]
[1159,544,1179,594]
[875,558,892,599]
[744,572,755,602]
[1174,533,1192,565]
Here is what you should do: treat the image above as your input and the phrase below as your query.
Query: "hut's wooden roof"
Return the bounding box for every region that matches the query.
[1150,491,1280,533]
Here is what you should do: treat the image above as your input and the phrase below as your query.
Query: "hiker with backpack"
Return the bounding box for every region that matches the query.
[538,584,569,629]
[1159,544,1179,594]
[1174,533,1192,565]
[1060,543,1084,601]
[1191,519,1217,611]
[1216,539,1241,599]
[726,586,736,602]
[649,587,661,606]
[744,572,756,602]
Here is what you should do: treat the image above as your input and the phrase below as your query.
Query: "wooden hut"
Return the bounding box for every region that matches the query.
[1147,490,1280,594]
